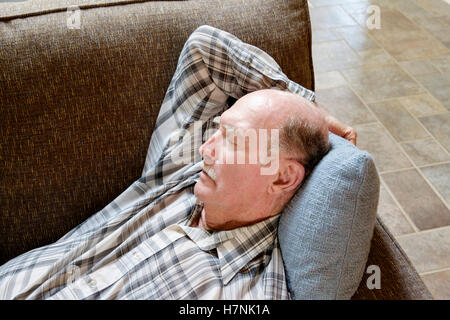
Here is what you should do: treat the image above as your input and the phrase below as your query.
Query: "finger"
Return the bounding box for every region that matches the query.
[345,129,357,146]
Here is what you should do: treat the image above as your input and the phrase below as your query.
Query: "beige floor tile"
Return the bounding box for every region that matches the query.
[369,9,428,43]
[368,100,430,142]
[383,37,450,62]
[401,139,450,166]
[334,25,379,52]
[391,0,438,22]
[312,29,341,43]
[416,73,450,110]
[419,113,450,152]
[382,169,450,230]
[421,269,450,300]
[399,60,441,77]
[309,0,363,6]
[353,123,413,172]
[420,163,450,206]
[314,71,347,90]
[414,0,450,16]
[398,94,447,117]
[377,184,415,236]
[416,15,450,45]
[362,8,450,61]
[315,86,376,126]
[341,64,425,103]
[429,55,450,73]
[331,25,396,67]
[344,1,442,61]
[397,227,450,273]
[312,40,363,73]
[356,49,396,68]
[310,6,358,30]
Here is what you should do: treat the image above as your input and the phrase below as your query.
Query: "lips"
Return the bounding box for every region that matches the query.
[201,161,216,181]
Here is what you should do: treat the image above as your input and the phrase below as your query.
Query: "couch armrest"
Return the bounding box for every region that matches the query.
[352,217,433,299]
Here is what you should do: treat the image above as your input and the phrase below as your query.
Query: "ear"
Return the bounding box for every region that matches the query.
[268,159,305,195]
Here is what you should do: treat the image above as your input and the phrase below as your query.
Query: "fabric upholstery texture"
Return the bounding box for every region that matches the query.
[0,0,433,300]
[279,133,379,299]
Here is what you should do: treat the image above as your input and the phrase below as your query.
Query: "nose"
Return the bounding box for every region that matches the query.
[200,135,216,166]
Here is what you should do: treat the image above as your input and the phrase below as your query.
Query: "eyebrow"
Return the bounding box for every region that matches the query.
[214,116,244,145]
[214,116,236,133]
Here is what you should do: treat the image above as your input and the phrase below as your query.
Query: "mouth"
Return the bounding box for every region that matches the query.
[201,161,216,181]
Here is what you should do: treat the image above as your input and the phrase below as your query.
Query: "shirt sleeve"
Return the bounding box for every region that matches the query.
[186,25,316,102]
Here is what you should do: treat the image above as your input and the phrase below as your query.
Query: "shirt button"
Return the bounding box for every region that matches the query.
[133,251,141,260]
[87,278,96,288]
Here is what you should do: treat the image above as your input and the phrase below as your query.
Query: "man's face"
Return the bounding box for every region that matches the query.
[193,93,276,228]
[193,89,326,230]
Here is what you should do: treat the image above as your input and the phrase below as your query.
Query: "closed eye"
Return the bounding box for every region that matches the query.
[213,115,238,146]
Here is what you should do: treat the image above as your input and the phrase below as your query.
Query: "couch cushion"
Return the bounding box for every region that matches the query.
[0,0,314,264]
[278,133,380,299]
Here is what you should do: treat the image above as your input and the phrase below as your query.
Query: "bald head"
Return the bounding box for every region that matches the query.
[237,89,327,134]
[232,88,330,176]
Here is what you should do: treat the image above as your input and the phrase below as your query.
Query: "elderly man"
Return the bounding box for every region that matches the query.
[0,26,355,299]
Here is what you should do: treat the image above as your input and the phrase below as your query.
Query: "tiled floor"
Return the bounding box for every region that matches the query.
[308,0,450,299]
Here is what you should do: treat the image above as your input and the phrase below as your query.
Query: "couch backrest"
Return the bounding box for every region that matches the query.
[0,0,314,264]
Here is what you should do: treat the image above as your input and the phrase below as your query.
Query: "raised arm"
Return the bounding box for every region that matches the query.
[186,25,356,145]
[183,25,316,102]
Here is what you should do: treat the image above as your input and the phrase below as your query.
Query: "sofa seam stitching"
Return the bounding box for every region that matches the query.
[0,0,152,21]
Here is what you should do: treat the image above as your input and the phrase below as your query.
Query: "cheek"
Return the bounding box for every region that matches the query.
[218,165,265,190]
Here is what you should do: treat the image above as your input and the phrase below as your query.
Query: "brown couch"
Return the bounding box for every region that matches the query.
[0,0,433,299]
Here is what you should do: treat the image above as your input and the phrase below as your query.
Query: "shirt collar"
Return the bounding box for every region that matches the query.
[178,201,279,285]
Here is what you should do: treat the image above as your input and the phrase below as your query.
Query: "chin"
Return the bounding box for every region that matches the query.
[193,181,209,201]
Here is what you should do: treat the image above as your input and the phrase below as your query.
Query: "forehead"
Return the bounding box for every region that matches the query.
[221,94,273,129]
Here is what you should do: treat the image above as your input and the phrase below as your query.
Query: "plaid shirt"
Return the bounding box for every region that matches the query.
[0,25,315,300]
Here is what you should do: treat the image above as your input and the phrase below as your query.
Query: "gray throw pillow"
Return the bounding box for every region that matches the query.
[278,132,380,299]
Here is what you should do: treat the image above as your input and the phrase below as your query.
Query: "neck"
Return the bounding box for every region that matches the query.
[196,208,210,230]
[192,198,282,231]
